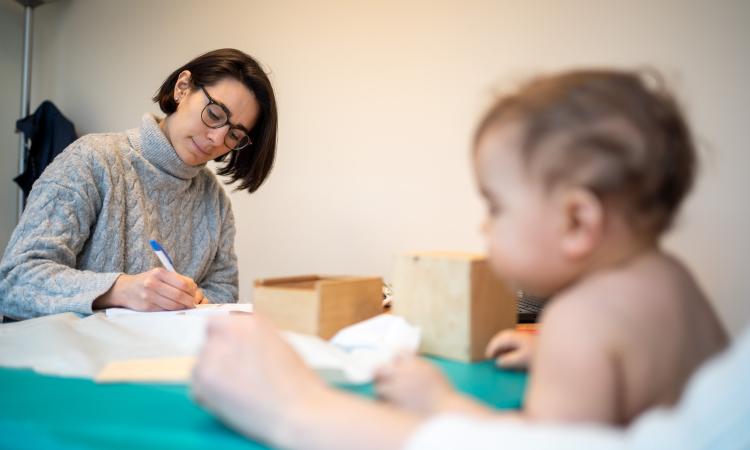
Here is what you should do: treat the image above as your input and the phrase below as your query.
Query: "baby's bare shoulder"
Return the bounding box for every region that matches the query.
[538,286,618,343]
[548,252,707,339]
[545,273,633,322]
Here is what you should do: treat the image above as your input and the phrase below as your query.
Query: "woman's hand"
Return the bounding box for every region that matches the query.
[375,355,494,417]
[94,268,205,311]
[192,315,327,445]
[486,329,538,370]
[375,355,457,415]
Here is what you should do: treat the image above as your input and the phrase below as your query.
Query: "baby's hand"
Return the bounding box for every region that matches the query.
[486,329,537,370]
[374,355,455,415]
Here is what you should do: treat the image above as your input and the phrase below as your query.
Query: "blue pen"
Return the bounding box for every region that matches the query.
[150,239,176,272]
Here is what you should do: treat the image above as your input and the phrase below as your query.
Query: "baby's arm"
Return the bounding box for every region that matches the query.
[523,298,621,423]
[486,329,538,370]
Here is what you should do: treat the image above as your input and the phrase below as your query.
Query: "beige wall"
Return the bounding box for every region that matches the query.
[6,0,749,335]
[0,0,22,254]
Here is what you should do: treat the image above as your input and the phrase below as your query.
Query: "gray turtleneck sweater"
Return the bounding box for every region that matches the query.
[0,114,238,319]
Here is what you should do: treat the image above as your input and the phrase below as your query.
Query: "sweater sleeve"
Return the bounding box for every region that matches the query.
[199,195,239,304]
[0,149,120,320]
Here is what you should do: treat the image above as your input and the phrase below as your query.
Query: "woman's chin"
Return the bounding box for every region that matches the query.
[175,144,207,166]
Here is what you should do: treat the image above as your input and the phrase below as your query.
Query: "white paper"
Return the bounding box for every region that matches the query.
[0,312,207,378]
[0,310,419,385]
[105,303,252,317]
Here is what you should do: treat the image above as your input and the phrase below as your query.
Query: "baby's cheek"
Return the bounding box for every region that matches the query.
[486,240,510,276]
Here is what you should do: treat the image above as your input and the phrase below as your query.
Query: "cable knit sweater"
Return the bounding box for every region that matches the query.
[0,114,238,319]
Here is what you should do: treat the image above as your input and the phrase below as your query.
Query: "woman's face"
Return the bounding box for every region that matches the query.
[163,71,260,166]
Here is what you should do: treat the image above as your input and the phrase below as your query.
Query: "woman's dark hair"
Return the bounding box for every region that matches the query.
[474,69,697,236]
[153,48,277,193]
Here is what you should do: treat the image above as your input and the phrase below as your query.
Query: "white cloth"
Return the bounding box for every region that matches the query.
[406,326,750,450]
[327,314,421,382]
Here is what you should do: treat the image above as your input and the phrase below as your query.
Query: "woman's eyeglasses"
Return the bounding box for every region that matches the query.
[199,85,252,151]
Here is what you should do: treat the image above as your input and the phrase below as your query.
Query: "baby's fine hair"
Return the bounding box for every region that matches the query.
[475,69,696,236]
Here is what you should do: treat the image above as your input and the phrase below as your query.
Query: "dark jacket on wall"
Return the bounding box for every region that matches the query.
[14,100,78,201]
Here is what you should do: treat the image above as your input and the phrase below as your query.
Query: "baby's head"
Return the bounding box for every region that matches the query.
[473,69,696,296]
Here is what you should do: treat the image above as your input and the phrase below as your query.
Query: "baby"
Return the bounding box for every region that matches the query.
[376,69,728,425]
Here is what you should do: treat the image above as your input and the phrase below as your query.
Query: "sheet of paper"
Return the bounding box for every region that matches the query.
[0,313,207,379]
[105,303,252,317]
[96,357,196,383]
[1,311,419,385]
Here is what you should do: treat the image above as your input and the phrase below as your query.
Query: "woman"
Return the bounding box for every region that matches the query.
[0,48,277,320]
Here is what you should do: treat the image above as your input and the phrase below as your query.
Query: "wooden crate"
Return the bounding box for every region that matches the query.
[253,275,383,339]
[391,252,517,362]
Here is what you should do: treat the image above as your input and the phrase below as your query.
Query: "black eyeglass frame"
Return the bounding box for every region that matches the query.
[198,85,252,151]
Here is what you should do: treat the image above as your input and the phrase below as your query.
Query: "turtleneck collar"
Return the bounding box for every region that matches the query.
[128,113,204,180]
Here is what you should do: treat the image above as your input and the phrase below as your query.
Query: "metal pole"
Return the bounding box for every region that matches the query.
[17,5,33,221]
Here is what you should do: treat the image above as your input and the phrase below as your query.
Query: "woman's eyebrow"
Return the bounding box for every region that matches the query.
[233,122,250,133]
[214,97,251,132]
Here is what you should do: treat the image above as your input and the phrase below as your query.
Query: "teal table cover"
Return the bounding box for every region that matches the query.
[0,357,526,450]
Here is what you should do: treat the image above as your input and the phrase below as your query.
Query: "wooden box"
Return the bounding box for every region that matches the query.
[253,275,383,339]
[391,252,517,362]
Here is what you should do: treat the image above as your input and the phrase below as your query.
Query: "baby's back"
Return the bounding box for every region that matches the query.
[583,251,727,422]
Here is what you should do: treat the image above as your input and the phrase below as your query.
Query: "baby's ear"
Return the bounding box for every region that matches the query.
[558,187,603,260]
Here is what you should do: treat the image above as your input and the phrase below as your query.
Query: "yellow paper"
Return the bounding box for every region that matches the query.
[95,356,196,383]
